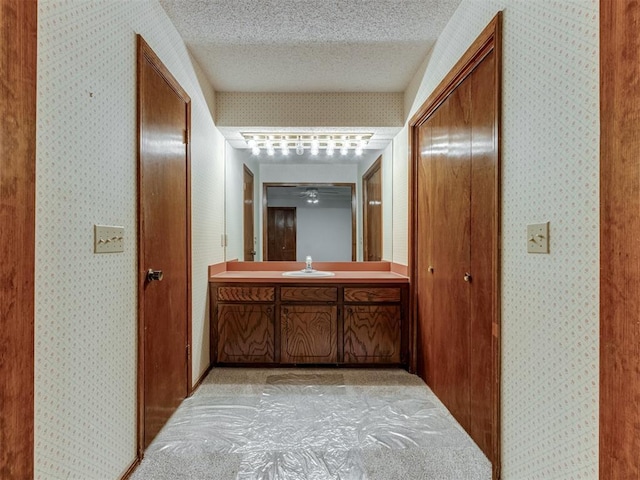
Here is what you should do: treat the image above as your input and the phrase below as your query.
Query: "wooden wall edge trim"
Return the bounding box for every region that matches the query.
[119,457,141,480]
[0,0,37,478]
[599,0,640,477]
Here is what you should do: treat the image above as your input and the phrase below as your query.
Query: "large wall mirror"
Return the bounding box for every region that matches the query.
[263,184,356,262]
[224,143,393,263]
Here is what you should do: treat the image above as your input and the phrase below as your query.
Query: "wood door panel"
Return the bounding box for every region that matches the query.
[281,287,337,302]
[281,305,337,363]
[469,50,497,457]
[431,82,472,435]
[344,305,401,363]
[416,121,435,382]
[138,37,190,450]
[217,304,274,362]
[267,207,297,261]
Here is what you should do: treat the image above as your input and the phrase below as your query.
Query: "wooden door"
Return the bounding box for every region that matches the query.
[410,14,501,470]
[137,36,190,450]
[428,84,472,435]
[267,207,296,261]
[0,1,37,477]
[243,165,255,261]
[600,2,640,478]
[281,305,338,363]
[363,157,382,261]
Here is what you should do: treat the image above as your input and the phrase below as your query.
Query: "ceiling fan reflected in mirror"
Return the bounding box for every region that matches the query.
[299,188,319,204]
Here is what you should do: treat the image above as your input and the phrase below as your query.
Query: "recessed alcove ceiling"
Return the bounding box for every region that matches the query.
[158,0,463,160]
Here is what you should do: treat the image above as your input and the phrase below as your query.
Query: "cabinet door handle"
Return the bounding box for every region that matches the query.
[428,266,434,273]
[464,272,472,282]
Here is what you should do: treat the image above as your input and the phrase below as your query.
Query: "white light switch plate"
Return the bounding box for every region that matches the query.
[94,225,124,253]
[527,222,549,254]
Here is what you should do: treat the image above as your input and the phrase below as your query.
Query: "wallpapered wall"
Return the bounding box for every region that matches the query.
[35,0,225,478]
[395,0,599,478]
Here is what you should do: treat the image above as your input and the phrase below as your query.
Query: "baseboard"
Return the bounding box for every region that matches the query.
[190,364,212,395]
[120,456,141,480]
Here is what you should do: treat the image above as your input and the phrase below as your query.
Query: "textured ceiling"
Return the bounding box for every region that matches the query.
[158,0,462,162]
[158,0,462,92]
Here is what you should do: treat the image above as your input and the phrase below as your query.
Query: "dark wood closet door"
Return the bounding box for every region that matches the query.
[430,83,472,434]
[468,50,498,456]
[415,120,434,380]
[267,207,296,261]
[410,15,501,468]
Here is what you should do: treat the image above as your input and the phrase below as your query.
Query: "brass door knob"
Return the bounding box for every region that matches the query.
[463,272,472,282]
[428,266,434,273]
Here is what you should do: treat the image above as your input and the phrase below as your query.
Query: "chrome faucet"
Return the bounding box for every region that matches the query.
[304,255,313,272]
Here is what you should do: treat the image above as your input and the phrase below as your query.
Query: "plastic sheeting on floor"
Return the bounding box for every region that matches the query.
[141,371,488,480]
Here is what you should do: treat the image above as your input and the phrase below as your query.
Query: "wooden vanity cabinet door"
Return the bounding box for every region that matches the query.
[344,305,401,363]
[217,304,275,363]
[281,305,338,363]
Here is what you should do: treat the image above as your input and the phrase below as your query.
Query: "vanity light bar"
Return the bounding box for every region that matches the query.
[242,133,372,156]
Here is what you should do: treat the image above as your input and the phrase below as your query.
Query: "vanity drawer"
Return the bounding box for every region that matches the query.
[217,286,275,302]
[344,287,401,303]
[281,287,338,302]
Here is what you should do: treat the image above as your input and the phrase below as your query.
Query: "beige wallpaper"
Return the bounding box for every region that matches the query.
[216,92,404,127]
[36,0,225,478]
[397,0,599,477]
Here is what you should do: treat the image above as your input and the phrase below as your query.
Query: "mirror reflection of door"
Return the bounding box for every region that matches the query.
[243,165,255,261]
[363,156,382,261]
[267,207,297,261]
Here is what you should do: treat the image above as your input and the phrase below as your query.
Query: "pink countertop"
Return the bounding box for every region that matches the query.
[209,261,409,284]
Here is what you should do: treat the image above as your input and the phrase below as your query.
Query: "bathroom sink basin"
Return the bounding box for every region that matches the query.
[282,270,335,277]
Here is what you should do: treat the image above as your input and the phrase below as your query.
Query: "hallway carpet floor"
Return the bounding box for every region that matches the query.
[131,368,490,479]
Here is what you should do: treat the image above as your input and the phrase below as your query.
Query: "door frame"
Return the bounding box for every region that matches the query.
[408,13,502,478]
[362,156,383,262]
[0,1,37,478]
[243,164,255,261]
[262,182,357,261]
[136,35,192,456]
[599,1,640,477]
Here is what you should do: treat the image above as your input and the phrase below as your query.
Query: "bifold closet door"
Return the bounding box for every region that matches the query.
[415,52,497,458]
[430,81,473,434]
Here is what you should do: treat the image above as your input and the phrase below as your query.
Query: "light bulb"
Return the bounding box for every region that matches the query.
[310,137,319,155]
[340,142,349,156]
[326,138,335,156]
[247,139,256,149]
[295,137,304,155]
[281,142,289,156]
[252,146,260,156]
[355,145,363,156]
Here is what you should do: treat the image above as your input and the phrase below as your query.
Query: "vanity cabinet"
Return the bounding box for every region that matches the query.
[210,282,408,367]
[281,305,338,363]
[217,304,275,363]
